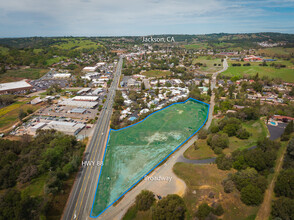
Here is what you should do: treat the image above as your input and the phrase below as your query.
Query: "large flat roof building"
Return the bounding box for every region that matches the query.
[58,99,98,108]
[72,96,99,101]
[0,79,33,94]
[42,121,85,136]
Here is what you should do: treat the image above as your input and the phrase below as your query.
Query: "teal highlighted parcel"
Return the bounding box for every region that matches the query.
[91,98,209,217]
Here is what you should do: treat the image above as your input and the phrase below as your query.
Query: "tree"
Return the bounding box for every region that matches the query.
[216,154,232,170]
[198,129,208,139]
[240,184,263,206]
[212,204,224,216]
[222,178,234,193]
[195,203,212,220]
[135,190,155,211]
[18,109,27,121]
[152,194,186,220]
[271,197,294,220]
[236,128,250,139]
[274,169,294,199]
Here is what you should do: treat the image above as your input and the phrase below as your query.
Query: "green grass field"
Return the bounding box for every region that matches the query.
[0,99,41,131]
[141,70,172,78]
[192,56,222,73]
[52,39,104,50]
[184,43,209,50]
[173,163,259,220]
[257,47,294,57]
[0,68,48,82]
[222,59,294,82]
[46,56,68,66]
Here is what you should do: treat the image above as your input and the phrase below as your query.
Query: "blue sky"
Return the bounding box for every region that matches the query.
[0,0,293,37]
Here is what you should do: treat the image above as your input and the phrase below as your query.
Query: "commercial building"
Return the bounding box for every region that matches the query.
[0,79,33,94]
[82,66,98,72]
[53,73,71,78]
[70,108,87,114]
[42,121,85,136]
[72,96,99,101]
[77,88,91,95]
[58,99,98,108]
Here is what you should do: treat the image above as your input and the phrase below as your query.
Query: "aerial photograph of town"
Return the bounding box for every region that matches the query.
[0,0,293,220]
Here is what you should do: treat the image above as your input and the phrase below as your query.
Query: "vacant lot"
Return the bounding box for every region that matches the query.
[52,39,104,50]
[141,70,172,78]
[173,163,259,220]
[192,56,222,73]
[0,99,42,131]
[222,59,294,82]
[0,68,48,82]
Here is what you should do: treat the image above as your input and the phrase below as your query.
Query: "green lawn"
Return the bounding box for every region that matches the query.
[0,68,48,82]
[141,70,172,78]
[192,56,222,73]
[222,59,294,82]
[173,163,259,220]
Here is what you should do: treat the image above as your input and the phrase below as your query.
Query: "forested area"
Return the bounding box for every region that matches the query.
[0,130,85,219]
[271,137,294,219]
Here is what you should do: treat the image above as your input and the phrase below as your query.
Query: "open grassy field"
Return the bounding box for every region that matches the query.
[46,56,68,66]
[53,39,104,50]
[257,47,294,57]
[173,163,259,220]
[0,99,41,131]
[222,59,294,82]
[192,56,222,73]
[184,139,216,160]
[0,68,48,82]
[184,119,268,159]
[184,43,209,50]
[141,70,172,78]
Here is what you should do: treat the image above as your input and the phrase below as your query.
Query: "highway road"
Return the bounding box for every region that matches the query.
[62,57,123,220]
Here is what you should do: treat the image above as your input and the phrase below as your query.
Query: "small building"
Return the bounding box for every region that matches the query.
[77,88,91,95]
[70,108,87,114]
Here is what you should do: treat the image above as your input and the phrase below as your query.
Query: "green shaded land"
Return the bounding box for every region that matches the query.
[92,99,209,216]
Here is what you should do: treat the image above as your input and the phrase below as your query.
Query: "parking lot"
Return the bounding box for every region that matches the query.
[37,104,99,123]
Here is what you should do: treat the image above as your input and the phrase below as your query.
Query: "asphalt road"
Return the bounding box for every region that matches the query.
[62,57,123,220]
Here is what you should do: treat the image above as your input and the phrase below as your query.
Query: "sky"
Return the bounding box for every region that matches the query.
[0,0,293,37]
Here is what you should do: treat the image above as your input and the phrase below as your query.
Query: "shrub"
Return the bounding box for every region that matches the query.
[240,184,263,206]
